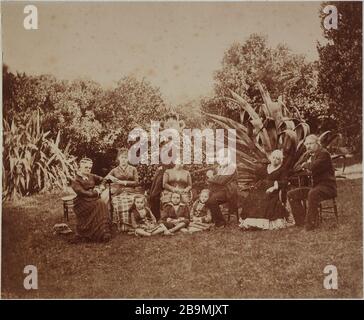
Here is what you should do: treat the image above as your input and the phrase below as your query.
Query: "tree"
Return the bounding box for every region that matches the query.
[95,76,167,147]
[317,1,362,153]
[3,65,59,121]
[2,68,168,167]
[41,78,105,156]
[175,99,208,129]
[2,67,105,157]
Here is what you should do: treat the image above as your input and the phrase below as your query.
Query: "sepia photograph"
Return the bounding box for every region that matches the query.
[1,0,362,300]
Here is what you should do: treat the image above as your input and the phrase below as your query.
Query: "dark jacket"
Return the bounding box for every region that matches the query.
[130,207,155,228]
[71,174,103,202]
[207,166,238,207]
[302,148,337,192]
[149,166,165,198]
[161,203,190,224]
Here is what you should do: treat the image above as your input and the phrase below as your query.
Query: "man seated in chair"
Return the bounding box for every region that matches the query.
[287,134,337,231]
[205,148,238,228]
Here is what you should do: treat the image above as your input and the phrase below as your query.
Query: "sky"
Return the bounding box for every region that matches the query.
[2,1,325,105]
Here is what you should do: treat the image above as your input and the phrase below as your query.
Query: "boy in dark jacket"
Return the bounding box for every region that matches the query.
[160,192,190,235]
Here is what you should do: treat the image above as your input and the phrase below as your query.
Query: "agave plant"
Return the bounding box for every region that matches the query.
[2,110,78,200]
[205,82,340,191]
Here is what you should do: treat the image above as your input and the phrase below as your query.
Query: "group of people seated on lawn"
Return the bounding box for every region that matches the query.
[70,134,337,243]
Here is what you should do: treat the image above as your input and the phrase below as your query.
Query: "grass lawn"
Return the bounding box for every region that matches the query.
[1,178,362,299]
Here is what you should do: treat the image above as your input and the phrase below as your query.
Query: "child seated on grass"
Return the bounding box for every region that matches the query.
[130,195,166,236]
[188,189,213,232]
[160,192,190,235]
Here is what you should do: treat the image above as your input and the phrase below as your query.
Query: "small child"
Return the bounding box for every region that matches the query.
[160,192,190,235]
[130,195,165,236]
[189,189,213,232]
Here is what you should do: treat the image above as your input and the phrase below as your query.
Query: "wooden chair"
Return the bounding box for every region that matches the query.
[318,198,338,225]
[62,181,114,222]
[315,154,346,225]
[332,154,347,179]
[62,194,77,222]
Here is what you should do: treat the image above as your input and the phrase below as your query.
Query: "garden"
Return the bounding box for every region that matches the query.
[1,2,362,298]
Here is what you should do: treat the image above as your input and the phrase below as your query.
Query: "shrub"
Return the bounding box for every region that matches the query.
[2,111,77,200]
[206,84,327,190]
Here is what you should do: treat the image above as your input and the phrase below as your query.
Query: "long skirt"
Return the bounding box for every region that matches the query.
[101,186,143,232]
[111,193,135,232]
[74,197,111,241]
[239,186,289,230]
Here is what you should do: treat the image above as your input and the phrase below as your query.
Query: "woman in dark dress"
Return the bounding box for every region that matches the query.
[239,150,289,230]
[149,164,169,221]
[71,158,111,242]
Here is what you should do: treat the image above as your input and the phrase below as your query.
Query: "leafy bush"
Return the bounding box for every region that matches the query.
[2,111,77,200]
[136,164,158,191]
[3,67,168,162]
[201,34,330,134]
[206,84,344,191]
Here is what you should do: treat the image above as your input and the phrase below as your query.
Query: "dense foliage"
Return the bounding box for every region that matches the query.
[317,1,362,153]
[201,34,327,131]
[2,111,77,200]
[3,66,168,175]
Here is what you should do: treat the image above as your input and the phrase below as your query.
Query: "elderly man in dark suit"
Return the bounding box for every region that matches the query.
[288,134,337,231]
[205,148,238,228]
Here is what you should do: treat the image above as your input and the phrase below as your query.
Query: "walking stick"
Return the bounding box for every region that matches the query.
[107,180,113,221]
